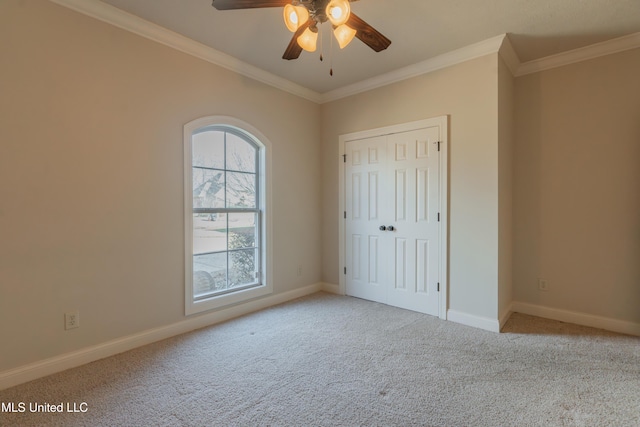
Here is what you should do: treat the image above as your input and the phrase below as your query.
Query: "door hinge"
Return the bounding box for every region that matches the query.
[437,141,441,152]
[344,211,347,219]
[342,154,346,163]
[437,212,440,222]
[437,282,440,292]
[344,267,347,275]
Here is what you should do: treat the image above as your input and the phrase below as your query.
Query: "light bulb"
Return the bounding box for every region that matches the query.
[283,4,309,32]
[297,27,318,52]
[289,10,298,25]
[333,24,357,49]
[326,0,350,26]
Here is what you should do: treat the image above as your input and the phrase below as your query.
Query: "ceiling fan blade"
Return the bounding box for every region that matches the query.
[212,0,290,10]
[282,21,312,60]
[347,12,391,52]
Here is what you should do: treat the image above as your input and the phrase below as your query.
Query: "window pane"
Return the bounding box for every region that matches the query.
[193,213,227,254]
[193,168,225,209]
[229,249,257,288]
[228,213,256,250]
[188,123,264,311]
[192,130,224,169]
[193,253,227,298]
[227,172,256,208]
[227,133,256,173]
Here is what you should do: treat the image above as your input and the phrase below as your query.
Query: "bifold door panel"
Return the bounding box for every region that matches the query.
[345,125,442,316]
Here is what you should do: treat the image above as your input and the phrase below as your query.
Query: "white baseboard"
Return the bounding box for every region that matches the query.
[511,302,640,337]
[499,304,513,330]
[447,309,501,333]
[321,282,342,295]
[0,283,322,391]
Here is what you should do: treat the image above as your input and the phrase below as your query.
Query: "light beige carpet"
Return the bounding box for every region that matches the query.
[1,292,639,426]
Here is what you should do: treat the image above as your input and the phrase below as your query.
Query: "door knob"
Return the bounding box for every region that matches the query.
[379,225,387,231]
[387,226,395,231]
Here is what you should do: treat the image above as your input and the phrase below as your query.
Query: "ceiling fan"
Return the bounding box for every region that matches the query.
[211,0,391,60]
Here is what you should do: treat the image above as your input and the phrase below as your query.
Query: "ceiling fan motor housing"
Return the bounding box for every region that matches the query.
[295,0,333,25]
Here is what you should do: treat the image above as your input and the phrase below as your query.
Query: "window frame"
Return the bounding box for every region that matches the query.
[184,116,272,315]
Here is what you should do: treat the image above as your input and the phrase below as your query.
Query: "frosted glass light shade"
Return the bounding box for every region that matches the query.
[333,24,356,49]
[283,4,309,32]
[297,27,318,52]
[326,0,350,26]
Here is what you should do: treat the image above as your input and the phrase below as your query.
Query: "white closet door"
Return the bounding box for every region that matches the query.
[345,135,390,304]
[385,127,440,315]
[345,125,441,317]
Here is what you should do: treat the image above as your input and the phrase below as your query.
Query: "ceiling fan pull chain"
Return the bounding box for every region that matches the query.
[330,28,334,76]
[319,24,324,61]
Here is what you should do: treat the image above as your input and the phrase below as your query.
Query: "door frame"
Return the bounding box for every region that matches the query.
[338,116,449,320]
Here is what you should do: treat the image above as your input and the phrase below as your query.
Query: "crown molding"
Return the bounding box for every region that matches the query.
[498,34,521,76]
[517,32,640,76]
[47,0,640,103]
[49,0,323,103]
[320,34,507,103]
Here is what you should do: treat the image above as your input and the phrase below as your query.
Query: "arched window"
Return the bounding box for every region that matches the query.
[184,117,271,315]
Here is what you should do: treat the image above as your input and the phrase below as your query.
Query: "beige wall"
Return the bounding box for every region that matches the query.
[321,54,501,320]
[0,0,321,371]
[498,57,515,321]
[514,48,640,323]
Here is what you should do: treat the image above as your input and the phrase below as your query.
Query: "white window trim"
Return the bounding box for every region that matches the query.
[184,116,273,315]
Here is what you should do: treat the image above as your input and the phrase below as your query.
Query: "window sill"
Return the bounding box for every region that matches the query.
[186,282,272,316]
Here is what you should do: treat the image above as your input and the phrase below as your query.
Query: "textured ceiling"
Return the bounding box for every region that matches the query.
[99,0,640,93]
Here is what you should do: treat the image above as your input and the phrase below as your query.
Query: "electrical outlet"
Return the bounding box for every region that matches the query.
[65,311,79,330]
[538,278,549,292]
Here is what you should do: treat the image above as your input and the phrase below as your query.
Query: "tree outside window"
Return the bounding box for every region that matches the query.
[190,128,260,300]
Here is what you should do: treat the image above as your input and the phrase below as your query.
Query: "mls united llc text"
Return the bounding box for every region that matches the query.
[2,402,88,413]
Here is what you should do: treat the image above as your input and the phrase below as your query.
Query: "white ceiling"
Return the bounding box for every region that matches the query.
[98,0,640,94]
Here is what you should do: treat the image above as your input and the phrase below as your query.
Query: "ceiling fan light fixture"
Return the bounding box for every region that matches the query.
[297,27,318,52]
[283,4,309,32]
[326,0,351,26]
[333,24,357,49]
